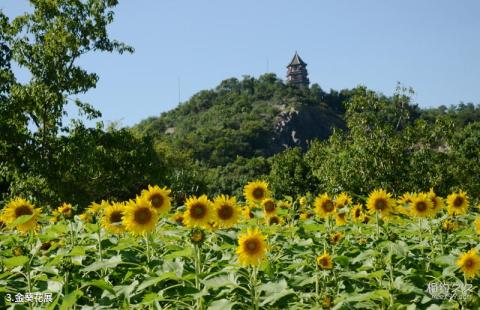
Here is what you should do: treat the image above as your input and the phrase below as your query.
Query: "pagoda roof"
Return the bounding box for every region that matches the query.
[287,51,307,67]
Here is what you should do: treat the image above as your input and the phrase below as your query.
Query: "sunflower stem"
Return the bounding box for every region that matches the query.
[375,212,380,240]
[315,271,319,305]
[145,233,151,264]
[193,244,204,309]
[250,266,259,310]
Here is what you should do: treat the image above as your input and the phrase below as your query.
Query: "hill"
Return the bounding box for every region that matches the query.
[133,74,352,167]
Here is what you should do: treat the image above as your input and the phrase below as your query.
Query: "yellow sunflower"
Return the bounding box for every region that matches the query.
[102,202,126,234]
[299,196,308,207]
[329,232,343,245]
[299,212,313,220]
[475,217,480,235]
[316,250,333,269]
[243,180,270,204]
[262,198,277,217]
[334,192,352,209]
[427,189,444,215]
[351,204,364,222]
[410,193,434,217]
[236,227,267,266]
[266,215,282,226]
[2,198,41,233]
[213,195,240,228]
[314,194,335,219]
[183,195,213,228]
[366,189,395,218]
[170,212,184,225]
[457,249,480,279]
[79,212,93,223]
[122,198,159,235]
[57,203,74,219]
[335,210,348,226]
[447,191,469,216]
[141,185,172,215]
[242,206,254,220]
[277,200,292,209]
[441,219,458,232]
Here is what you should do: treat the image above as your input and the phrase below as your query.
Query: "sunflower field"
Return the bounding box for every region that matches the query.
[1,181,480,309]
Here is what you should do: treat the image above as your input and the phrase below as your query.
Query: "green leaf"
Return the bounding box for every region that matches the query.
[259,279,295,306]
[136,272,178,292]
[208,299,237,310]
[164,248,193,260]
[3,256,29,268]
[82,255,121,272]
[12,214,33,226]
[84,279,116,295]
[60,289,83,310]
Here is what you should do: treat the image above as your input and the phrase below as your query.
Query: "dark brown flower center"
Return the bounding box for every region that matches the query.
[15,205,33,217]
[150,194,164,209]
[269,216,280,225]
[252,187,265,200]
[245,239,260,254]
[465,258,474,268]
[319,257,329,267]
[134,207,152,224]
[375,199,387,211]
[454,196,464,207]
[355,208,361,218]
[110,211,123,223]
[264,201,275,213]
[218,205,234,220]
[416,202,427,212]
[191,203,207,219]
[322,200,334,212]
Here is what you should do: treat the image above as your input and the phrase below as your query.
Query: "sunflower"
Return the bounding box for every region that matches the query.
[316,250,333,269]
[243,206,254,220]
[183,195,213,228]
[102,202,126,234]
[122,198,159,235]
[87,201,105,215]
[299,212,313,220]
[266,215,282,226]
[447,191,469,216]
[366,189,395,218]
[170,212,184,225]
[334,192,352,209]
[475,218,480,235]
[56,203,73,218]
[2,198,41,233]
[427,189,444,215]
[236,227,267,266]
[79,212,93,223]
[277,200,292,209]
[190,228,206,245]
[329,232,343,245]
[351,204,364,222]
[335,210,348,226]
[213,195,240,228]
[299,196,308,207]
[141,185,172,215]
[441,219,458,232]
[410,193,434,217]
[397,192,414,215]
[314,194,335,219]
[243,180,270,204]
[262,198,277,217]
[457,249,480,279]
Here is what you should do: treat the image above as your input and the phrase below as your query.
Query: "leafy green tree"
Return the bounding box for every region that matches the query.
[268,147,317,197]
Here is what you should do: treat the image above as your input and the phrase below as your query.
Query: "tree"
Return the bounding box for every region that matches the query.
[1,0,133,206]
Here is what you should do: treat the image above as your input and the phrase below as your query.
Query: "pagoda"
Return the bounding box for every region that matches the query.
[286,52,310,88]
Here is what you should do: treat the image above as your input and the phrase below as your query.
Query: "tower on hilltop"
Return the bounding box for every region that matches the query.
[286,52,309,88]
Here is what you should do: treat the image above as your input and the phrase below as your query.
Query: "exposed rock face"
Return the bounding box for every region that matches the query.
[271,104,346,153]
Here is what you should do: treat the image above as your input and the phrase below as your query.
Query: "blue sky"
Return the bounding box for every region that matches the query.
[2,1,479,127]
